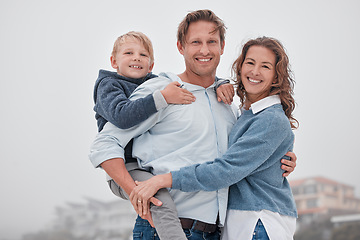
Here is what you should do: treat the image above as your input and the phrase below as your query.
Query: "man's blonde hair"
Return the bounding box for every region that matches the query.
[112,31,154,65]
[177,9,226,48]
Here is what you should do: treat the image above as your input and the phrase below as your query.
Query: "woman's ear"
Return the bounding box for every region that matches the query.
[273,75,278,84]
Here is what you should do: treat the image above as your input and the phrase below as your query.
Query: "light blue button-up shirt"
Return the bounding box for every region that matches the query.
[89,72,238,225]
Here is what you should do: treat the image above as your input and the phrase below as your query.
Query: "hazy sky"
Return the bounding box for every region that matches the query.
[1,0,360,239]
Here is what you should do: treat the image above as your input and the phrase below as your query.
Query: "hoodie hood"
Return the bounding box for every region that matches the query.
[93,69,157,103]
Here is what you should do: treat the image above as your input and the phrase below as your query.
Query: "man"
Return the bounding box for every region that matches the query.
[90,9,296,240]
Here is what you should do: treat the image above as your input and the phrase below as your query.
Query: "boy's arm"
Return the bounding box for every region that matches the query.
[95,78,161,129]
[161,82,196,105]
[215,79,234,105]
[95,78,195,130]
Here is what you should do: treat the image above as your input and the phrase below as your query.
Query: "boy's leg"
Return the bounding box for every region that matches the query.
[108,179,129,199]
[130,169,187,240]
[107,162,139,200]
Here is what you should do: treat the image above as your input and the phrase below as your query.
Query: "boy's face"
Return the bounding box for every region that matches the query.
[111,39,154,79]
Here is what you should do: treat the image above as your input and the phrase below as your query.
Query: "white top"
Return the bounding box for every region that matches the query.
[222,209,296,240]
[222,95,296,240]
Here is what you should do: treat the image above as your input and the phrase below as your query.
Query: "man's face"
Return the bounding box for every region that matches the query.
[178,20,224,78]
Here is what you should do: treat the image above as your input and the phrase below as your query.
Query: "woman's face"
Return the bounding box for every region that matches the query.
[241,45,277,105]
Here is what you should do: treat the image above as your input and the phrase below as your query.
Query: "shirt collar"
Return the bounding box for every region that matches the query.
[249,95,281,114]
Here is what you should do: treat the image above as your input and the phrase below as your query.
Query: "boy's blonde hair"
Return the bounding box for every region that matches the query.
[112,31,154,65]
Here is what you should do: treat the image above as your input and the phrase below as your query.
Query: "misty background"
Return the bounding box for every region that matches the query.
[1,0,359,239]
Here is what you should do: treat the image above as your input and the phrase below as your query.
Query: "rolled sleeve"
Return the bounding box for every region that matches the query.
[89,123,128,168]
[89,135,125,168]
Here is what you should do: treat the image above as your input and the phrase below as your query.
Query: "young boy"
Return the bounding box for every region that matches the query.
[93,31,234,239]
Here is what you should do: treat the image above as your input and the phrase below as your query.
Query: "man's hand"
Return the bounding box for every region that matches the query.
[216,83,234,105]
[139,205,156,227]
[282,151,297,177]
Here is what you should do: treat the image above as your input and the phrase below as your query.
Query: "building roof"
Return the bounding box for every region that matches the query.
[289,176,353,189]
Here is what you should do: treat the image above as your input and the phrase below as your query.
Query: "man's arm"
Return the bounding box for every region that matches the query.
[101,158,136,196]
[282,151,297,177]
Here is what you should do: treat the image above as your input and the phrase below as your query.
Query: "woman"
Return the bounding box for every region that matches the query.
[131,37,298,239]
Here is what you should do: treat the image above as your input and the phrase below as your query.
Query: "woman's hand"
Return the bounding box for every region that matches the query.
[129,173,172,217]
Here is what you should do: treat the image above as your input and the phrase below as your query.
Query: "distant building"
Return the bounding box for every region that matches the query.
[53,197,137,240]
[290,176,360,225]
[331,213,360,228]
[51,177,360,239]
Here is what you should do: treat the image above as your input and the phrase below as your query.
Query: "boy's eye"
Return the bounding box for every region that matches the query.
[140,53,149,57]
[124,52,132,55]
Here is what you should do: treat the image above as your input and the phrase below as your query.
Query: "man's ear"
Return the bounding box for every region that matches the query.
[177,41,184,55]
[220,41,225,55]
[110,55,118,69]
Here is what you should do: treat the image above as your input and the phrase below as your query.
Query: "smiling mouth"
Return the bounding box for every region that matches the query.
[130,65,143,69]
[248,78,261,83]
[196,58,212,62]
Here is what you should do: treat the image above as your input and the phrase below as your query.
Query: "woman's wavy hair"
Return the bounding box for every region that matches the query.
[232,36,298,129]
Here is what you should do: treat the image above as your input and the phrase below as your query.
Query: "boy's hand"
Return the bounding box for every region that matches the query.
[217,83,234,105]
[161,82,196,105]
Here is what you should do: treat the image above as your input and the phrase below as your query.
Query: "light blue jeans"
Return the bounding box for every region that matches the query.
[252,219,270,240]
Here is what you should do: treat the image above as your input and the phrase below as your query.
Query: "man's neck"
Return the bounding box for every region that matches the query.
[178,71,215,88]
